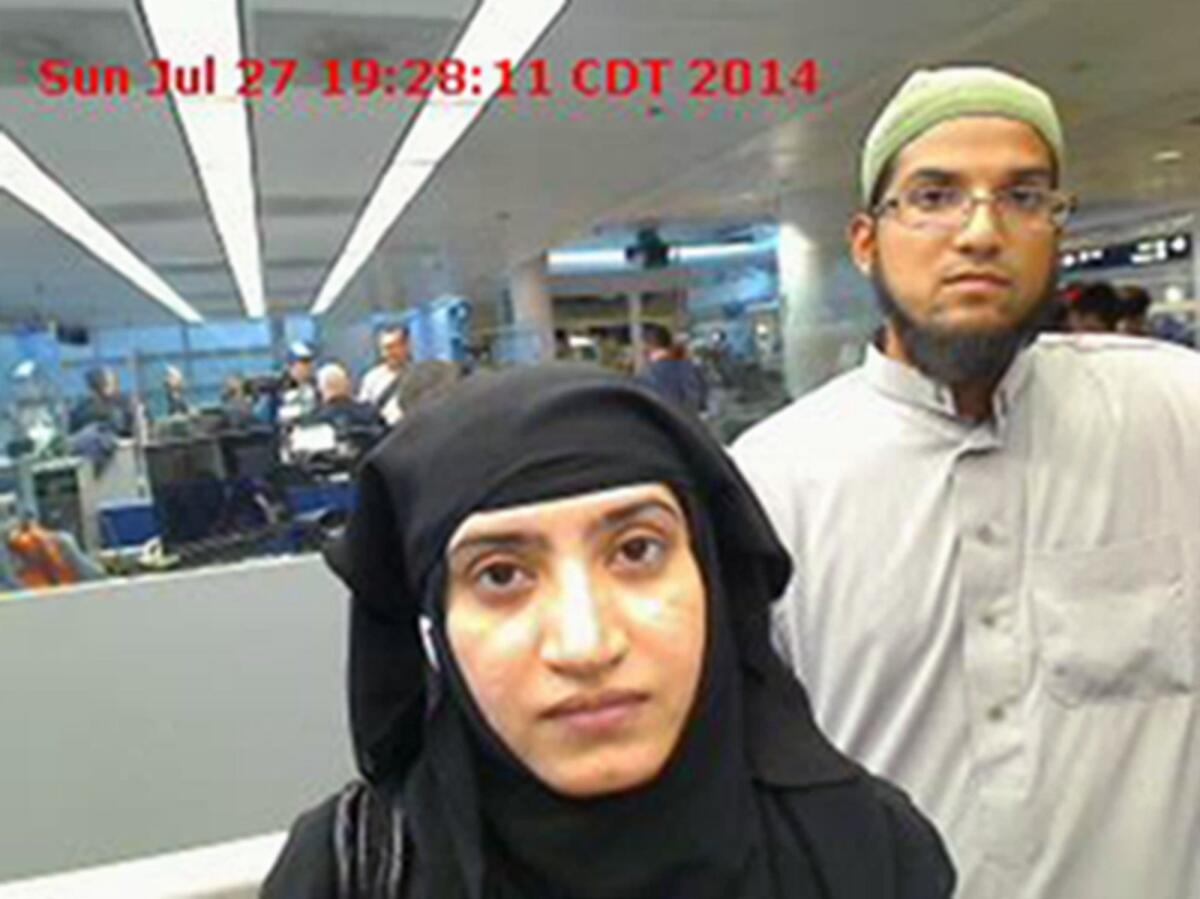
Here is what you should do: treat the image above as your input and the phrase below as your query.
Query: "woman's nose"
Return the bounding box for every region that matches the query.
[540,560,626,674]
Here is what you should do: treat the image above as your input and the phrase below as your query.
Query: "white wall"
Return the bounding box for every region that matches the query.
[0,556,355,883]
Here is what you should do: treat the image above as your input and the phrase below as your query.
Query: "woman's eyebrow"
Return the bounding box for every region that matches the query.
[448,499,680,561]
[449,532,550,562]
[591,499,681,536]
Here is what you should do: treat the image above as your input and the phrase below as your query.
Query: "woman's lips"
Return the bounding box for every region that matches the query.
[542,690,648,736]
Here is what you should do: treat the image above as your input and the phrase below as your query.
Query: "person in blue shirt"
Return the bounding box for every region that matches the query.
[68,366,133,437]
[638,323,708,416]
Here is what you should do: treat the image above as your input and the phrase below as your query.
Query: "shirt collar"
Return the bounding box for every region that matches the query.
[863,340,1034,428]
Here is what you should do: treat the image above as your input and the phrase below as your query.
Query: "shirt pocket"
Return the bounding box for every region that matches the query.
[1029,533,1195,706]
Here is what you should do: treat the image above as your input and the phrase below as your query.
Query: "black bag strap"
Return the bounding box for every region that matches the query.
[372,371,405,413]
[334,781,407,899]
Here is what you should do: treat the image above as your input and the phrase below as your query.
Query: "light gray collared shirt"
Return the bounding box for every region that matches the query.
[733,333,1200,899]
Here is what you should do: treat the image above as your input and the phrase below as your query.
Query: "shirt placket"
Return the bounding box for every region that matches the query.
[952,423,1035,869]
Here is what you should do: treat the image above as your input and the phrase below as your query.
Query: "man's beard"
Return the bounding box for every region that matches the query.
[871,263,1057,387]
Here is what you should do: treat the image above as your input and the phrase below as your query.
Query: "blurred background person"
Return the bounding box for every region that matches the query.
[308,363,383,436]
[1116,284,1152,336]
[1063,280,1123,333]
[275,342,319,427]
[218,374,261,430]
[6,360,61,458]
[162,365,191,417]
[358,325,411,427]
[5,512,104,590]
[67,366,133,437]
[297,362,386,465]
[638,322,708,417]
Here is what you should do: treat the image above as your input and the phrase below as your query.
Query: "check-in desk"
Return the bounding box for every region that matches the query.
[30,457,101,553]
[92,439,143,505]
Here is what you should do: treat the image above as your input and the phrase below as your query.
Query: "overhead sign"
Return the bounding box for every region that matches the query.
[1061,231,1192,271]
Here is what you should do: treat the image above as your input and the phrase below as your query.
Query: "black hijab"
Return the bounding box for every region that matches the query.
[314,363,941,899]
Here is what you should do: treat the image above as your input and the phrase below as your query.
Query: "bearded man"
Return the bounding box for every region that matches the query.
[733,66,1200,899]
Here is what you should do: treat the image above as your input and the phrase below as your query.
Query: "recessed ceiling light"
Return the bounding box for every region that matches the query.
[0,131,203,323]
[1153,149,1184,163]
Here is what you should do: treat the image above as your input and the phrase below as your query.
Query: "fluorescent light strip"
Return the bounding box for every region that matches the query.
[673,243,774,265]
[0,131,203,324]
[546,243,775,275]
[547,248,633,273]
[311,0,568,316]
[140,0,265,318]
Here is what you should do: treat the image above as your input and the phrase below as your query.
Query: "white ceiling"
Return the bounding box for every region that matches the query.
[0,0,1197,328]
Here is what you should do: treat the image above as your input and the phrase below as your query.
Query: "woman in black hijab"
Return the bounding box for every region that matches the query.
[262,364,954,899]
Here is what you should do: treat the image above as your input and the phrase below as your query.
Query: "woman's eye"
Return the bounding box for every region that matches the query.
[614,535,666,570]
[475,562,529,592]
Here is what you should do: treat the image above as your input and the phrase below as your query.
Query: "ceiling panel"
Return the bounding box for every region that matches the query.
[0,192,180,327]
[247,4,473,301]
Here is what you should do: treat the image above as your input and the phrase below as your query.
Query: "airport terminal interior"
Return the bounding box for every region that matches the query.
[1,0,1198,894]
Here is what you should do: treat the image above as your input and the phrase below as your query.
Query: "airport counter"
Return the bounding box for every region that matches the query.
[0,832,286,899]
[0,554,354,885]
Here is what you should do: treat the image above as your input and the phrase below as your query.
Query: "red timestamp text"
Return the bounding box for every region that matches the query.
[322,57,820,100]
[33,56,821,102]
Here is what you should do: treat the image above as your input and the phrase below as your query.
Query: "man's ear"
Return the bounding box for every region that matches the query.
[848,213,876,277]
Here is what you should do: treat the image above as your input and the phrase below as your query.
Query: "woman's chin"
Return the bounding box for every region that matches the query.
[536,749,667,799]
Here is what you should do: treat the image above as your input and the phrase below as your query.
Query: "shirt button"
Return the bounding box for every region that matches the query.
[987,705,1006,722]
[981,613,997,629]
[976,523,1001,544]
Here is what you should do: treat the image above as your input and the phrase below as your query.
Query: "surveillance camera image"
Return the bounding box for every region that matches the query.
[1,1,1198,897]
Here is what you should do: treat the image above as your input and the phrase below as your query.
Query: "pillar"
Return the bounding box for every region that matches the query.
[777,194,876,398]
[510,254,555,362]
[627,291,644,372]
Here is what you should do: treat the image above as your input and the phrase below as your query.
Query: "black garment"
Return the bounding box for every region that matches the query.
[307,397,385,437]
[219,397,262,432]
[639,356,708,415]
[165,389,191,417]
[262,364,954,899]
[67,394,133,437]
[398,360,461,415]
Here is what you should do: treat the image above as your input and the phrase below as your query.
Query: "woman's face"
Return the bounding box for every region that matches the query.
[445,482,706,798]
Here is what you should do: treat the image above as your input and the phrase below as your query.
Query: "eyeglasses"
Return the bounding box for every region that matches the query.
[874,184,1075,233]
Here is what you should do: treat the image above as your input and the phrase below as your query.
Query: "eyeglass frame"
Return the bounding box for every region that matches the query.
[871,183,1076,233]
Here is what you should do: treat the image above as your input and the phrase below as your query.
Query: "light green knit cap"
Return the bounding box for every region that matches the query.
[860,66,1065,206]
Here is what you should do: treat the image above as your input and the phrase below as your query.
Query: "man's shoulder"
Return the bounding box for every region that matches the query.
[359,364,395,399]
[362,363,390,384]
[733,366,874,467]
[1031,333,1200,394]
[1032,328,1200,362]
